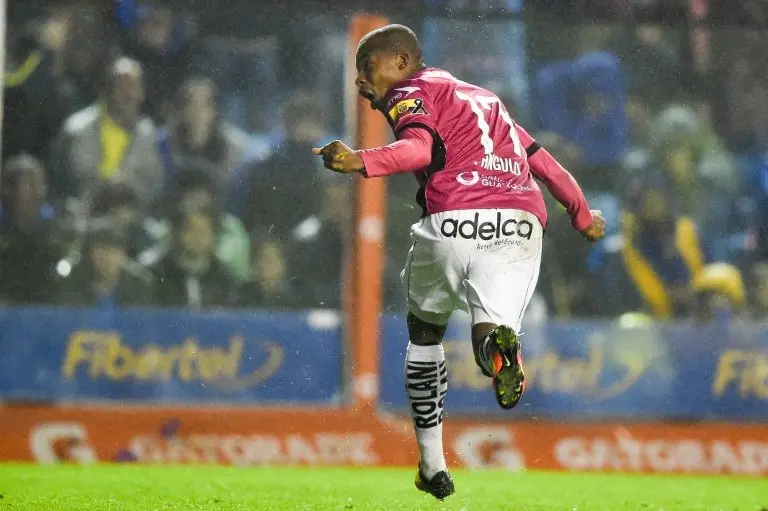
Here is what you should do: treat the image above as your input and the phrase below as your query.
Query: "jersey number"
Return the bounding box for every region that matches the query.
[455,91,524,158]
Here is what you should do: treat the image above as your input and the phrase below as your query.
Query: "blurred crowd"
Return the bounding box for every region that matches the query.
[522,22,768,324]
[1,0,767,323]
[2,0,348,311]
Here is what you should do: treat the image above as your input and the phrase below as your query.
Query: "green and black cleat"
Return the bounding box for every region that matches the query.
[415,468,455,500]
[490,324,525,409]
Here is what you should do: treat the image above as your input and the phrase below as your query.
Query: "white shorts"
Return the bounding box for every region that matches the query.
[400,208,543,330]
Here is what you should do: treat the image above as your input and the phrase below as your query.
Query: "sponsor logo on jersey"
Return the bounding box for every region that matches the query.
[456,172,533,191]
[440,212,533,241]
[388,98,428,121]
[386,88,422,109]
[480,154,521,175]
[386,93,402,109]
[456,171,480,186]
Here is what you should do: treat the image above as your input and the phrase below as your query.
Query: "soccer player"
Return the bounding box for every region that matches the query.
[313,25,606,499]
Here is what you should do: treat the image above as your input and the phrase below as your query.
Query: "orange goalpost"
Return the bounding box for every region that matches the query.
[344,14,390,410]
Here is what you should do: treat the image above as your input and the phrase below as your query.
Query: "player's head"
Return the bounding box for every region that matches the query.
[355,24,424,110]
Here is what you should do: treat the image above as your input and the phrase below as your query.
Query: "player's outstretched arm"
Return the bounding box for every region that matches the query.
[527,146,606,241]
[527,145,607,241]
[312,127,433,177]
[515,123,605,241]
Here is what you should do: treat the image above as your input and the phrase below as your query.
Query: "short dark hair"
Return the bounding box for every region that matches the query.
[356,24,423,66]
[90,183,140,216]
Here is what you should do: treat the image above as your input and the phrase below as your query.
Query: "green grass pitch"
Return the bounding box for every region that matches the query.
[0,464,766,510]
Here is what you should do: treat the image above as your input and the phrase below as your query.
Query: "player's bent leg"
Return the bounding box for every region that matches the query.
[472,322,526,410]
[462,209,542,410]
[405,312,455,500]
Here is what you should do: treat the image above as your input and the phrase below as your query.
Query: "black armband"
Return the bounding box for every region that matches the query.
[526,142,541,158]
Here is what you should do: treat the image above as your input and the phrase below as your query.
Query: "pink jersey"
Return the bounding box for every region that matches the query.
[367,67,590,230]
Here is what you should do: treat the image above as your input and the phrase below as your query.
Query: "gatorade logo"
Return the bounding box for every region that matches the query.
[29,422,97,464]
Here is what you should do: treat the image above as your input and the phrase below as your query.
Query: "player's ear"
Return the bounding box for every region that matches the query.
[396,53,409,70]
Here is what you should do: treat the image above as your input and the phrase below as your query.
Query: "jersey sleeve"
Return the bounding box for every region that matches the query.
[359,127,434,178]
[517,124,593,231]
[386,85,439,136]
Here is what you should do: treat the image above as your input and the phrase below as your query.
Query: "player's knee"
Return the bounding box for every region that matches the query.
[407,312,446,346]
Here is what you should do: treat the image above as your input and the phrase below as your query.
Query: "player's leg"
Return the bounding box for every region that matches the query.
[405,311,448,478]
[405,312,454,500]
[465,210,543,409]
[400,215,462,500]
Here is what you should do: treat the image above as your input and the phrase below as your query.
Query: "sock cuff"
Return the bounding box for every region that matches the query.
[406,342,445,362]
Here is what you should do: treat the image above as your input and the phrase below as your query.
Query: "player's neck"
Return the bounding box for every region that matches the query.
[388,64,427,91]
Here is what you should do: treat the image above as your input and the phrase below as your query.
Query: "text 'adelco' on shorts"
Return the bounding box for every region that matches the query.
[400,208,543,328]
